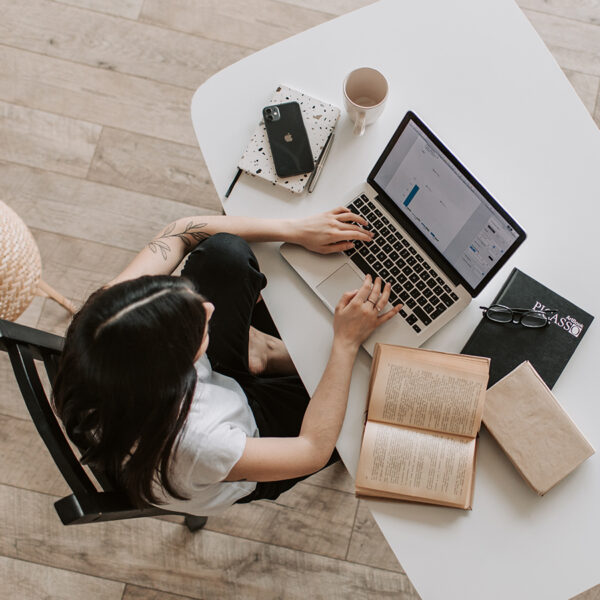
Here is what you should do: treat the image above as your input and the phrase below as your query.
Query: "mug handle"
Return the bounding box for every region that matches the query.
[353,112,366,136]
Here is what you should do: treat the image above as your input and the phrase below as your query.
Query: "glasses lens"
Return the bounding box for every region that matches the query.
[521,311,547,328]
[486,306,512,323]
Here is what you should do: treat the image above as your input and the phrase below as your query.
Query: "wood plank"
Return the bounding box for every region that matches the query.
[87,128,222,211]
[570,584,600,600]
[0,230,118,415]
[139,0,330,50]
[15,296,46,329]
[0,484,416,600]
[276,0,374,15]
[346,501,409,576]
[153,460,354,513]
[302,460,356,494]
[0,285,53,425]
[523,9,600,77]
[31,229,137,302]
[0,414,70,497]
[27,230,137,334]
[35,297,75,337]
[123,586,196,600]
[517,0,600,26]
[0,555,125,600]
[0,162,209,253]
[0,0,250,90]
[0,361,355,561]
[0,100,101,177]
[206,481,357,559]
[0,354,34,421]
[53,0,144,19]
[563,69,600,114]
[0,45,197,145]
[2,229,135,335]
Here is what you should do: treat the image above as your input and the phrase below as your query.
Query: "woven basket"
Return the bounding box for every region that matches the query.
[0,200,42,321]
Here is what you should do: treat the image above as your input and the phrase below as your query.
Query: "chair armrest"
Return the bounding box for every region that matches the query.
[0,318,64,357]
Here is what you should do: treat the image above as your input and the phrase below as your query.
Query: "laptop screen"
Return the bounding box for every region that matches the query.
[369,113,525,294]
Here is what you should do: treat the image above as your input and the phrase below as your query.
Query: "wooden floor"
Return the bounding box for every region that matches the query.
[1,1,599,599]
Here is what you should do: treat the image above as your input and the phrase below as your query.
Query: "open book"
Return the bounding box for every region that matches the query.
[356,344,490,509]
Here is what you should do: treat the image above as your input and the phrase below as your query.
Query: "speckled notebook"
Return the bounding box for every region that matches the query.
[238,85,340,193]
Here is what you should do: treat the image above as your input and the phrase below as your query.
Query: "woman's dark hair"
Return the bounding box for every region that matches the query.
[52,275,207,508]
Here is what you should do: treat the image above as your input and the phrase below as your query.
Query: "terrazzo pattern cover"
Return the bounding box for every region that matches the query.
[238,85,340,193]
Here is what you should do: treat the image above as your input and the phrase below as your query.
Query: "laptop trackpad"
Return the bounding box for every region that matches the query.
[316,264,364,309]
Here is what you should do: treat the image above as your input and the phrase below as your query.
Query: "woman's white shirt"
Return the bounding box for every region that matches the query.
[154,354,258,515]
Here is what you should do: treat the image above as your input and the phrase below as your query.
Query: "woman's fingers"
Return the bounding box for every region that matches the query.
[335,223,372,240]
[327,206,370,229]
[378,303,403,322]
[334,211,369,227]
[353,275,380,307]
[331,206,349,215]
[362,278,402,317]
[364,276,382,304]
[320,241,356,254]
[354,274,374,302]
[374,282,392,312]
[338,289,359,307]
[326,228,372,243]
[335,220,369,231]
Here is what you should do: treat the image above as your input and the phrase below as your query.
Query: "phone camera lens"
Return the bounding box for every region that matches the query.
[265,108,272,113]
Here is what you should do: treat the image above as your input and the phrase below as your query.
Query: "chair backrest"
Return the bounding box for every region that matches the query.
[0,318,168,525]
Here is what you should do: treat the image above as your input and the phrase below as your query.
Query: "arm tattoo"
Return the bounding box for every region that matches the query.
[147,221,211,260]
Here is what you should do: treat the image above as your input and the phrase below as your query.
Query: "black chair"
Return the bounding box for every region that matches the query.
[0,318,207,532]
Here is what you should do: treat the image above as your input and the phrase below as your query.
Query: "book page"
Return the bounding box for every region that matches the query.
[368,345,488,437]
[356,421,476,507]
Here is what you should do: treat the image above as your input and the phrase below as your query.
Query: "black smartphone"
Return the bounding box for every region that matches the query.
[263,102,314,178]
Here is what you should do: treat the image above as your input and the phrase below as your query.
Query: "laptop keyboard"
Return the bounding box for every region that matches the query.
[344,194,459,333]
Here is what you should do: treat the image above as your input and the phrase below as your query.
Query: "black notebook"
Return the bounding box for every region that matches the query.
[461,268,594,389]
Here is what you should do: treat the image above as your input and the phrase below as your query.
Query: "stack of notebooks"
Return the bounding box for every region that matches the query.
[355,270,595,507]
[237,85,340,193]
[459,268,595,495]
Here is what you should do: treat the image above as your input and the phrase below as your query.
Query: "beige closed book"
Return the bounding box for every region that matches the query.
[484,361,595,495]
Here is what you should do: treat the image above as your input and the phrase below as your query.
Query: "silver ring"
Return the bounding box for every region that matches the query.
[366,299,381,311]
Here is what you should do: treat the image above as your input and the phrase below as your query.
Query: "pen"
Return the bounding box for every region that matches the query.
[308,132,335,193]
[224,168,242,198]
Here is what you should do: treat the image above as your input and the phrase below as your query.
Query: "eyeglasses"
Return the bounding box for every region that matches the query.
[480,304,558,328]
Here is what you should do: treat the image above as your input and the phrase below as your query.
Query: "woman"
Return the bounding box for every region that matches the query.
[53,207,401,515]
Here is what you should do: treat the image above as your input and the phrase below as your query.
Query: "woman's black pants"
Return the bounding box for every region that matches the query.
[181,233,338,502]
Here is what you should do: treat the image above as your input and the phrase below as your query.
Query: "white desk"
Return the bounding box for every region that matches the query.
[191,1,600,598]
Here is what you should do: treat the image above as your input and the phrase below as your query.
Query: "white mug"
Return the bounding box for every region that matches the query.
[343,67,388,136]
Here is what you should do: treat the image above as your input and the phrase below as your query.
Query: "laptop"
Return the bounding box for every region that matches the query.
[280,111,527,355]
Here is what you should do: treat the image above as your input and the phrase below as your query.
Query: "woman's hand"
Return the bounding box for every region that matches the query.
[290,207,374,254]
[227,274,402,484]
[333,275,402,351]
